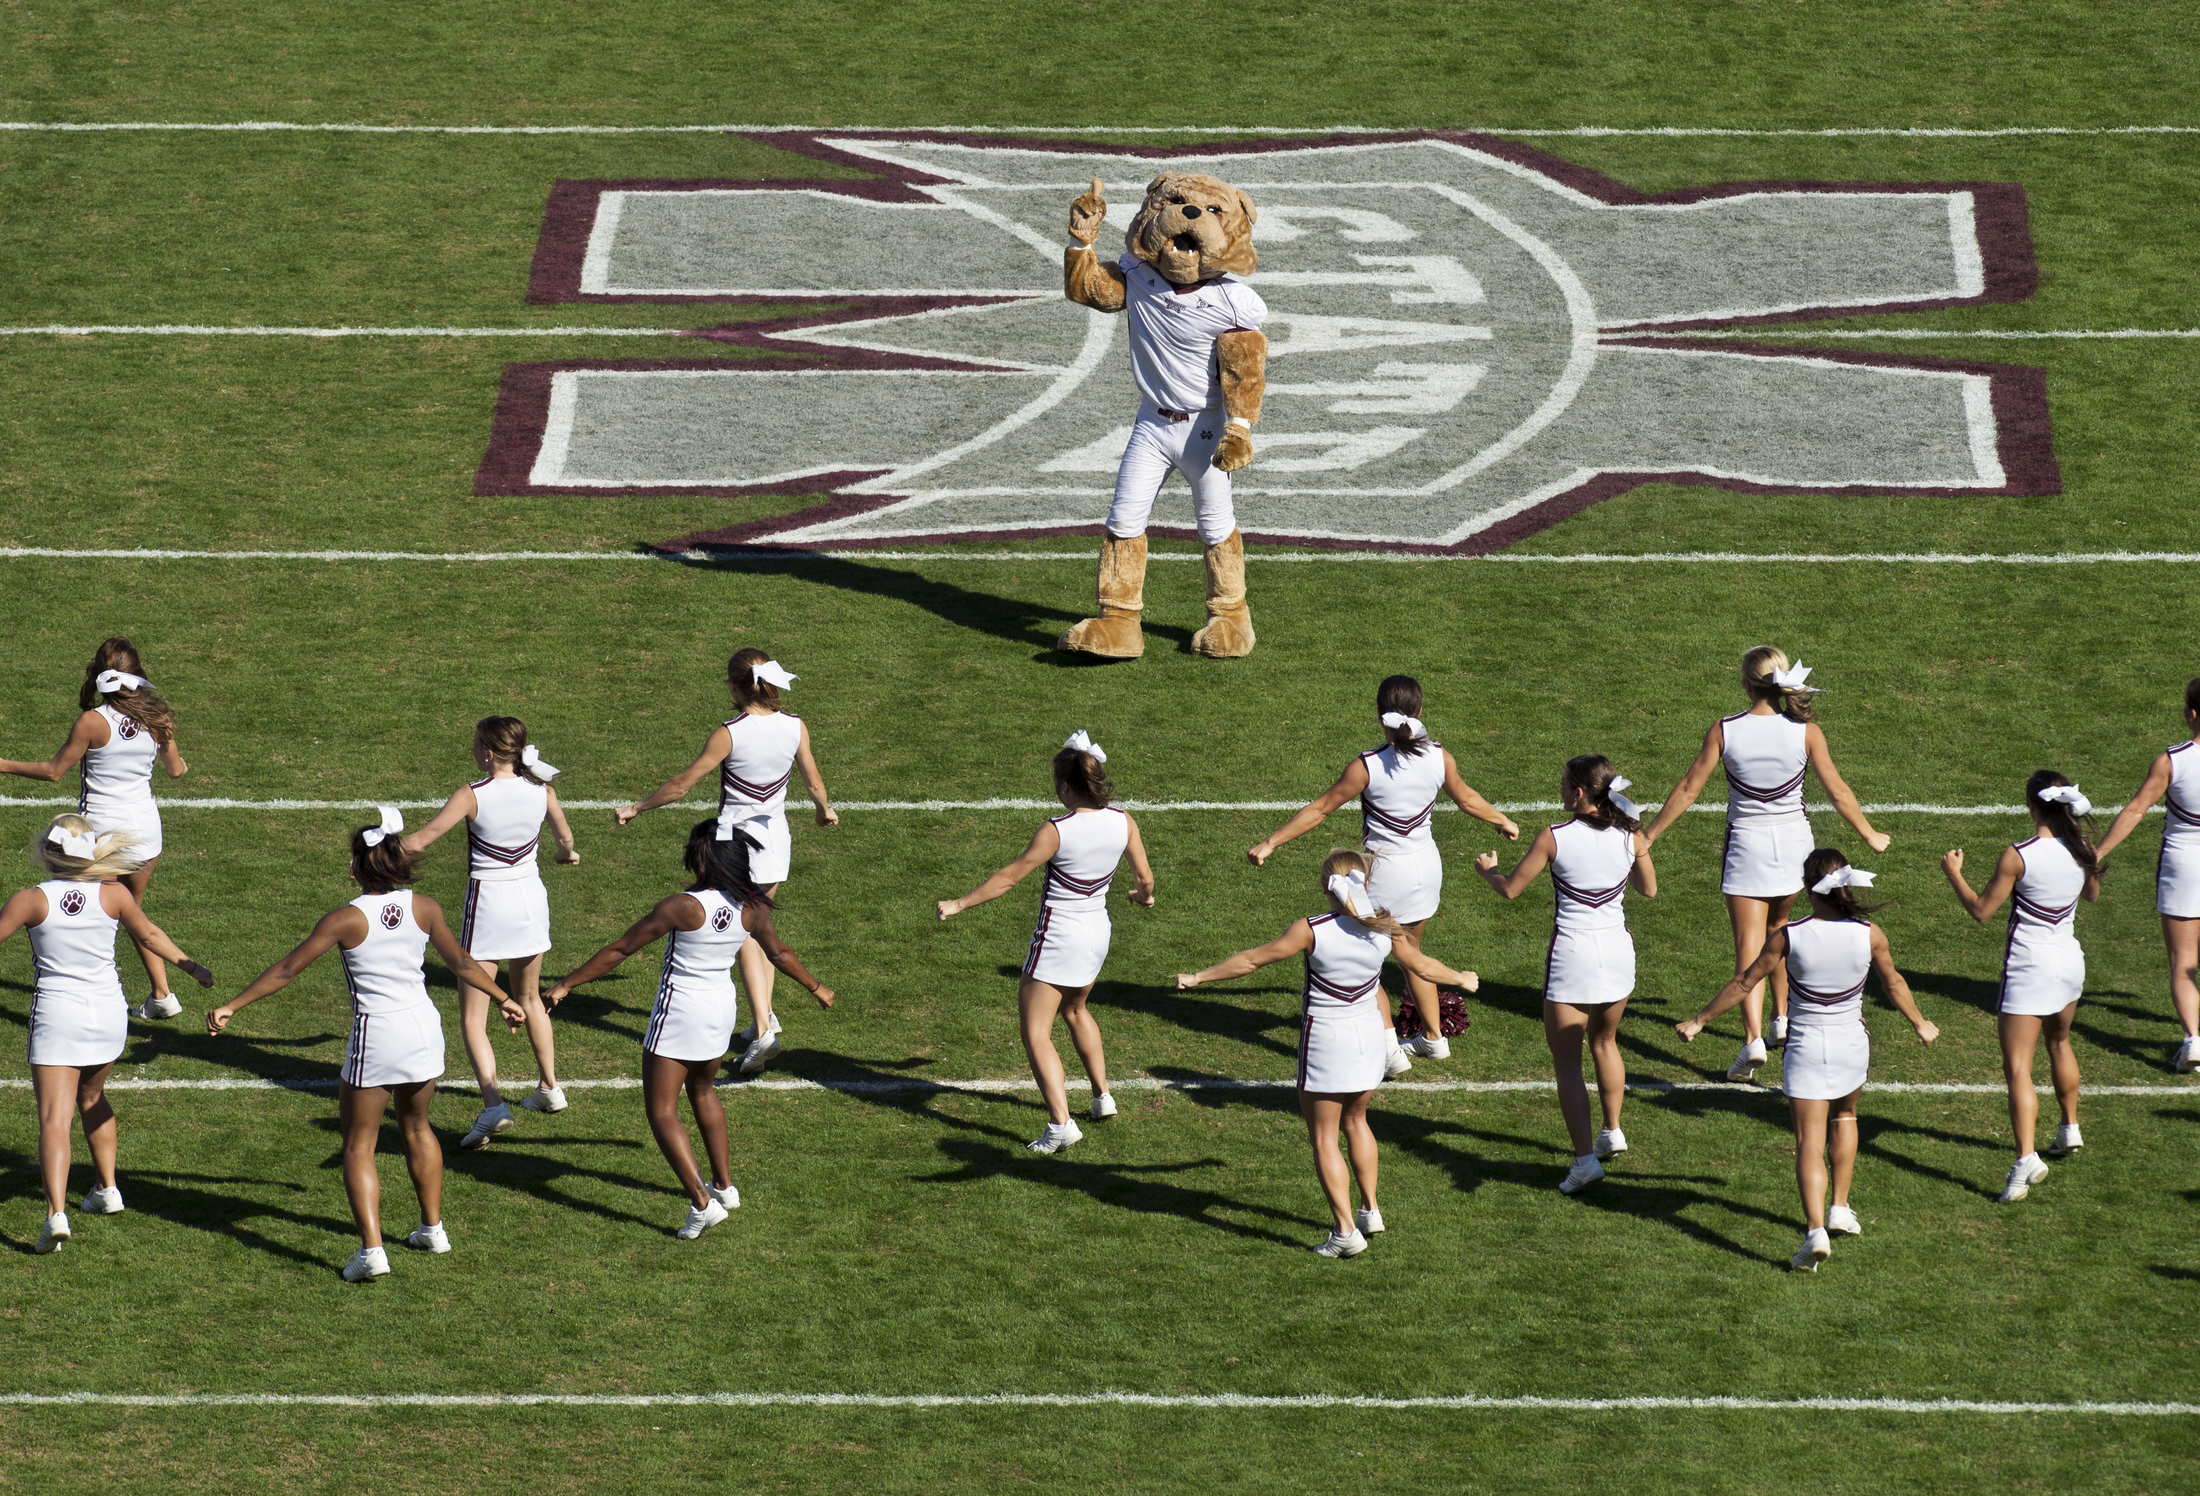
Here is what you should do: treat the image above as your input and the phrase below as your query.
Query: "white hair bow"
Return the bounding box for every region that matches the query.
[1772,662,1816,691]
[361,806,404,848]
[520,744,560,781]
[1811,865,1876,896]
[1326,868,1374,919]
[2038,784,2092,817]
[95,669,148,694]
[1379,712,1426,739]
[1063,729,1106,764]
[47,824,97,859]
[1606,775,1639,819]
[751,659,798,690]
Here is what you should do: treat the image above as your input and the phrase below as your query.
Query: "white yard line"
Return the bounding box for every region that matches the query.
[3,547,2197,565]
[0,1390,2191,1414]
[3,121,2198,138]
[0,795,2093,814]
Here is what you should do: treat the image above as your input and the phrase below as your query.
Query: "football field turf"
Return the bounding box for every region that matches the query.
[2,3,2198,1491]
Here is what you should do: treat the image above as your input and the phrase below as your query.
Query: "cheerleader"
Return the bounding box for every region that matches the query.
[1248,676,1519,1073]
[937,732,1155,1155]
[401,717,579,1148]
[1941,771,2100,1204]
[1176,851,1476,1257]
[545,818,833,1240]
[0,639,191,1020]
[1679,850,1937,1271]
[1641,648,1889,1083]
[617,648,836,1075]
[1475,756,1656,1194]
[2093,676,2200,1072]
[3,816,211,1255]
[207,809,517,1282]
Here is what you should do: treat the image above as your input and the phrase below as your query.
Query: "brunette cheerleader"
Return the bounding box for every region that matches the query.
[2094,676,2200,1072]
[938,732,1155,1155]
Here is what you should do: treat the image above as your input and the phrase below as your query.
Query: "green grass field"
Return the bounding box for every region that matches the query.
[2,2,2199,1491]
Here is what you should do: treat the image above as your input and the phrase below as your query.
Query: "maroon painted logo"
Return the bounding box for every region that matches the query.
[59,889,85,916]
[380,902,405,930]
[115,717,139,741]
[711,905,735,932]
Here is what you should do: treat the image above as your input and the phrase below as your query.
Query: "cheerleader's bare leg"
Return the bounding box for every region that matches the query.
[1298,1093,1359,1235]
[339,1082,394,1247]
[1393,919,1443,1038]
[736,883,782,1039]
[2164,917,2200,1038]
[1826,1092,1859,1211]
[2040,1003,2081,1127]
[1725,894,1796,1042]
[1543,1002,1595,1157]
[1585,1000,1628,1135]
[1791,1096,1831,1230]
[391,1081,442,1228]
[507,953,560,1093]
[1057,984,1110,1106]
[457,984,506,1111]
[1998,1014,2044,1161]
[1339,1092,1379,1217]
[642,1051,724,1208]
[33,1063,116,1215]
[1018,978,1084,1126]
[117,859,170,1002]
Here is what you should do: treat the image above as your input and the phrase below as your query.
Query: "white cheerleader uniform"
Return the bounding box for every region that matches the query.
[718,712,804,885]
[1544,818,1637,1007]
[79,702,162,860]
[461,775,552,961]
[1298,911,1391,1093]
[1780,916,1873,1100]
[26,880,127,1067]
[644,888,748,1063]
[338,890,446,1088]
[1360,742,1446,924]
[2156,740,2200,919]
[1719,711,1810,898]
[1021,808,1130,989]
[1998,835,2088,1016]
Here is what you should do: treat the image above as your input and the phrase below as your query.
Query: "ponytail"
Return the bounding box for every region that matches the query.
[476,715,552,785]
[1053,746,1114,809]
[1318,848,1408,937]
[349,824,419,895]
[1800,846,1886,921]
[1740,645,1817,725]
[1375,674,1428,758]
[1563,754,1639,833]
[684,819,775,907]
[726,647,782,713]
[79,636,177,745]
[31,813,145,880]
[2025,769,2100,876]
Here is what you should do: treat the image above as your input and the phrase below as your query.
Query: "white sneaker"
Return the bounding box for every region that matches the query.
[1315,1228,1369,1258]
[1355,1206,1385,1235]
[1826,1204,1862,1237]
[709,1183,741,1211]
[1402,1033,1450,1060]
[1770,1014,1789,1044]
[1998,1153,2050,1203]
[341,1245,390,1282]
[730,1011,782,1051]
[1594,1128,1628,1160]
[2045,1123,2083,1158]
[1026,1119,1084,1155]
[460,1101,515,1150]
[1726,1038,1769,1082]
[79,1185,125,1215]
[2176,1035,2200,1074]
[35,1211,70,1255]
[677,1199,729,1240]
[1089,1091,1117,1121]
[1791,1227,1832,1272]
[1383,1046,1413,1079]
[1559,1156,1605,1195]
[519,1085,568,1114]
[736,1030,783,1075]
[134,994,183,1020]
[405,1220,450,1253]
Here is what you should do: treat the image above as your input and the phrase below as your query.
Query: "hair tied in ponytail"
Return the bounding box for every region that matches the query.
[2037,784,2092,818]
[1379,711,1425,739]
[1811,865,1875,896]
[520,744,560,781]
[1605,776,1639,819]
[47,824,97,859]
[361,806,404,847]
[95,669,149,694]
[1063,729,1106,764]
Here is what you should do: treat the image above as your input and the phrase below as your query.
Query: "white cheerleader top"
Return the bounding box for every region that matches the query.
[1359,741,1445,856]
[719,711,803,825]
[1549,818,1635,935]
[2007,835,2086,953]
[1042,808,1130,913]
[1784,916,1871,1029]
[1303,910,1391,1012]
[659,887,748,994]
[1720,711,1808,822]
[339,890,432,1015]
[80,703,159,822]
[2164,741,2200,852]
[468,774,547,882]
[29,879,122,1002]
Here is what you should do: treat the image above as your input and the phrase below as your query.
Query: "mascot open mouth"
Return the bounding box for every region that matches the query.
[1171,231,1200,253]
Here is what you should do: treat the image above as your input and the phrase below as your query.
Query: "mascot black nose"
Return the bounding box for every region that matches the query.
[1180,205,1203,218]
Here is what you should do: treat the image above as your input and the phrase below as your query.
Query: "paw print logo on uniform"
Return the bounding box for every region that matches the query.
[711,906,735,932]
[380,903,405,930]
[59,889,85,916]
[115,718,140,740]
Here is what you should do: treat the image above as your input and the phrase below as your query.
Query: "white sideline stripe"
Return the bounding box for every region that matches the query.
[3,1076,2191,1098]
[4,121,2199,138]
[1632,328,2200,341]
[0,1391,2191,1415]
[5,547,2197,566]
[5,324,2197,341]
[0,794,2095,816]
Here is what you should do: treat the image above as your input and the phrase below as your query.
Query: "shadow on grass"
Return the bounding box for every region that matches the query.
[0,1144,351,1264]
[1099,978,1301,1059]
[1899,967,2002,1014]
[306,1112,667,1231]
[2148,1264,2200,1282]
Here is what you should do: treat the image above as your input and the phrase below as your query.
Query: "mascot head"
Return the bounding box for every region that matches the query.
[1125,172,1258,286]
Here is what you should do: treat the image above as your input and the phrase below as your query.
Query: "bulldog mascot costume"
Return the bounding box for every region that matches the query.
[1058,174,1269,660]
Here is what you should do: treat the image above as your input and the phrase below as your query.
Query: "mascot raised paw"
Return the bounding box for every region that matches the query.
[1057,173,1268,660]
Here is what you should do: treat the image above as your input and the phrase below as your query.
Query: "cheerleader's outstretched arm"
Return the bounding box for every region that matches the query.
[2096,751,2171,861]
[1642,724,1724,846]
[1249,759,1367,865]
[1177,919,1313,989]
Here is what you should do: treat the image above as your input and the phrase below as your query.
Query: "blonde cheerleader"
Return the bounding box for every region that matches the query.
[2094,676,2200,1072]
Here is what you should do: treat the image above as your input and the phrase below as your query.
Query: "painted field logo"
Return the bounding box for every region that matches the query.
[380,903,405,930]
[712,905,735,932]
[481,131,2057,553]
[59,889,85,916]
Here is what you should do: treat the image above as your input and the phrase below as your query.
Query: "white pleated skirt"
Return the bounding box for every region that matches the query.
[1544,926,1636,1007]
[1023,907,1111,989]
[1721,817,1810,898]
[725,812,793,885]
[1782,1018,1869,1100]
[463,875,552,961]
[2158,839,2200,919]
[86,803,163,861]
[343,1002,446,1089]
[644,979,740,1064]
[28,983,129,1068]
[1298,1001,1386,1094]
[1999,936,2085,1017]
[1367,841,1442,924]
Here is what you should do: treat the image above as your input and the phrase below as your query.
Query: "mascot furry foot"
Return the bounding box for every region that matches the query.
[1189,529,1255,658]
[1057,532,1148,659]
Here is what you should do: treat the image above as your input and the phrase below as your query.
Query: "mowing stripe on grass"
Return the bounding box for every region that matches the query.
[5,121,2200,138]
[0,1391,2191,1414]
[5,547,2196,566]
[0,794,2088,815]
